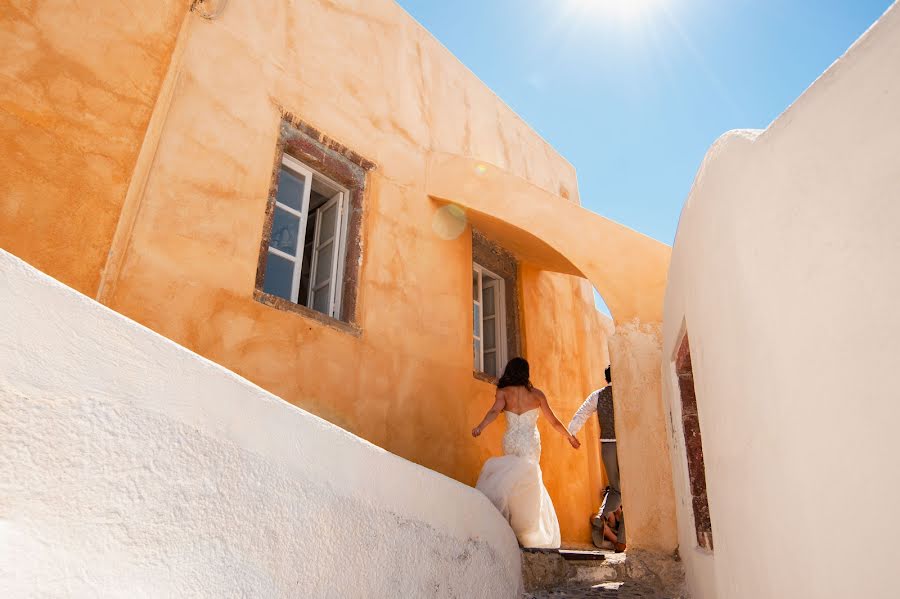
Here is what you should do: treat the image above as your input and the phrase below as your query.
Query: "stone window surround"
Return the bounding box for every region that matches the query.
[254,112,375,334]
[472,229,522,384]
[675,333,714,552]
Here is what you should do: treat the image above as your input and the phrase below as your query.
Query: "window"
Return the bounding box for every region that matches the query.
[472,263,507,377]
[262,154,350,320]
[471,230,521,380]
[255,115,373,327]
[675,333,714,551]
[473,263,508,378]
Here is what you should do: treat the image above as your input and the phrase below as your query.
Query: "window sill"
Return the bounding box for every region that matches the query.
[473,370,499,386]
[253,289,361,337]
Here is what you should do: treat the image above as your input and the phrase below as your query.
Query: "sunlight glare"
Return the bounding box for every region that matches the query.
[569,0,667,24]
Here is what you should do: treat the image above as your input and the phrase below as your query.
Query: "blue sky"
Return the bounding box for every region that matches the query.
[396,0,893,245]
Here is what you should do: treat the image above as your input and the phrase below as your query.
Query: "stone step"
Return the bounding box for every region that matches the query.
[521,548,687,599]
[523,580,672,598]
[523,547,609,561]
[559,549,609,561]
[522,547,624,592]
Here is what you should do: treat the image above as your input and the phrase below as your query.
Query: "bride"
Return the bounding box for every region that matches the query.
[471,357,580,548]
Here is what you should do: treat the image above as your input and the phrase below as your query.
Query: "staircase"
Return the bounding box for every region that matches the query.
[522,548,686,598]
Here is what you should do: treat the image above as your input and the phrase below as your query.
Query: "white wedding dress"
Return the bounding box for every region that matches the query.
[475,409,561,548]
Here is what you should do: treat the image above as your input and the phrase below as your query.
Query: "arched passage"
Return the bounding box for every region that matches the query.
[427,152,670,323]
[427,152,678,553]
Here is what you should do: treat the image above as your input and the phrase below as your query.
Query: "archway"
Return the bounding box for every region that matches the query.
[427,152,678,554]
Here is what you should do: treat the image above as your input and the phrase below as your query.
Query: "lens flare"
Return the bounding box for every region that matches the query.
[474,163,488,175]
[432,204,467,240]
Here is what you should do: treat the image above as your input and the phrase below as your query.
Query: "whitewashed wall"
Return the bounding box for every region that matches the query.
[663,3,900,598]
[0,250,521,598]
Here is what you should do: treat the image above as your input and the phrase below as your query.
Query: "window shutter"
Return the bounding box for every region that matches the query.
[308,193,344,318]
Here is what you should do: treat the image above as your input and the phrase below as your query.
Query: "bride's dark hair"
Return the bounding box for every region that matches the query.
[498,357,533,390]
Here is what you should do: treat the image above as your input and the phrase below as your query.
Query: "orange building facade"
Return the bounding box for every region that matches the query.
[1,0,677,545]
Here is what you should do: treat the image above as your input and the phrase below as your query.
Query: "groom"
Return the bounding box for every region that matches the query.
[567,366,626,552]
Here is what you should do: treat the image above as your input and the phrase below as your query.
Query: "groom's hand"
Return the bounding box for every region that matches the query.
[472,426,482,438]
[568,435,581,449]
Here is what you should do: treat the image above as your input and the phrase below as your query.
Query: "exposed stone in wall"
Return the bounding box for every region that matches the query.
[254,113,376,325]
[675,335,712,551]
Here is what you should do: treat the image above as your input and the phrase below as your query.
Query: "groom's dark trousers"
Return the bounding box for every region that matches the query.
[592,441,625,544]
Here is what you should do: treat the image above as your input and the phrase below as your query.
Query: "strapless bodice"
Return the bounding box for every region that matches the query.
[502,409,541,462]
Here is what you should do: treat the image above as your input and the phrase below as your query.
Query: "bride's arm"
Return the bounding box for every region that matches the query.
[472,391,505,437]
[536,389,581,449]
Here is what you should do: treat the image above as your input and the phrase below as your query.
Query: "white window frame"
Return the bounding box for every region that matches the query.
[473,262,508,377]
[266,154,349,320]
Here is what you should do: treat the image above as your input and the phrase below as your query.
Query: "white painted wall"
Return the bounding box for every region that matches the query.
[0,250,521,598]
[663,4,900,598]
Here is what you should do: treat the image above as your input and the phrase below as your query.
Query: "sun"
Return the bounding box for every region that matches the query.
[568,0,668,24]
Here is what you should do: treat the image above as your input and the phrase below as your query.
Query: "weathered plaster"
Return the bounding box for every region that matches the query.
[0,249,522,598]
[426,152,671,323]
[517,265,614,544]
[607,322,678,553]
[0,0,187,295]
[1,0,621,545]
[88,0,612,544]
[426,153,678,553]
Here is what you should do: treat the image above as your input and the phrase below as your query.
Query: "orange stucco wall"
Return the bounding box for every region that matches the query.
[427,154,677,552]
[468,266,611,541]
[0,1,616,543]
[0,0,187,295]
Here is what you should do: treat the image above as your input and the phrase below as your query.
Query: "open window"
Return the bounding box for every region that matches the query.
[262,154,349,320]
[473,263,508,378]
[471,230,521,380]
[255,115,374,327]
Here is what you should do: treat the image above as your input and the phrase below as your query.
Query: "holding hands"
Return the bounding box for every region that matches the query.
[470,381,581,450]
[473,423,578,449]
